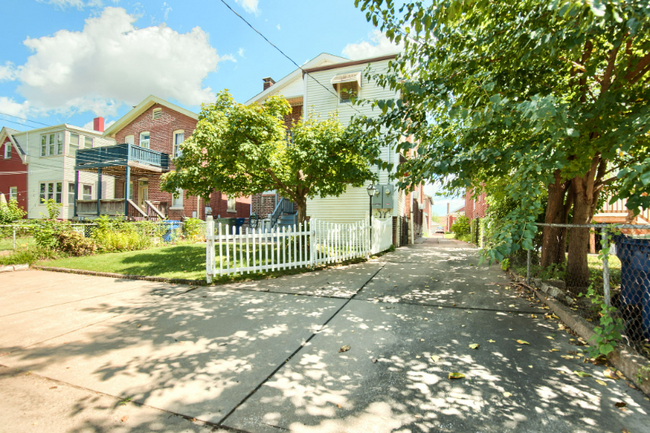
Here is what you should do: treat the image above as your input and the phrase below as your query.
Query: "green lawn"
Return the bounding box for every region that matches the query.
[0,236,35,251]
[40,244,207,281]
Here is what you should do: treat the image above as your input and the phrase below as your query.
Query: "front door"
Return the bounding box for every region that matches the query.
[138,179,148,209]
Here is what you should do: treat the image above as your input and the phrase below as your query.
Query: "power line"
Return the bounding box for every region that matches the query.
[0,112,51,127]
[218,0,365,116]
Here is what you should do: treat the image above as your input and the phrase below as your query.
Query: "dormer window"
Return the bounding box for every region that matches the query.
[331,72,361,104]
[152,108,162,120]
[4,143,10,159]
[139,132,150,149]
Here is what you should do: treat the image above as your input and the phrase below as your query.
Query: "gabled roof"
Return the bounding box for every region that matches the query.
[245,53,349,105]
[103,95,199,138]
[0,127,27,164]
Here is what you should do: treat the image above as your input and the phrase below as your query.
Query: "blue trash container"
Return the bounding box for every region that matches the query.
[235,217,246,234]
[614,234,650,338]
[163,220,181,242]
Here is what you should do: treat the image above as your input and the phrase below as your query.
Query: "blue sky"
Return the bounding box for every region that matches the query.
[0,0,401,130]
[0,0,461,212]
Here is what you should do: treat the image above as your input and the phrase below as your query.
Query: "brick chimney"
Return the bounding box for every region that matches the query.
[263,77,275,90]
[93,117,105,132]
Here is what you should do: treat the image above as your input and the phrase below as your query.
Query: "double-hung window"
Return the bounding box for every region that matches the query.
[9,187,17,201]
[173,130,184,158]
[68,183,76,205]
[40,133,64,156]
[83,184,92,201]
[139,132,150,149]
[227,196,236,212]
[39,182,63,204]
[4,143,10,159]
[171,189,183,208]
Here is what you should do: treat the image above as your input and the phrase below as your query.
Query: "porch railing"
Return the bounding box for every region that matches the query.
[75,143,169,170]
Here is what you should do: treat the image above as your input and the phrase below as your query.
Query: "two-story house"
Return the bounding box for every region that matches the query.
[74,95,250,221]
[0,120,116,220]
[247,52,423,245]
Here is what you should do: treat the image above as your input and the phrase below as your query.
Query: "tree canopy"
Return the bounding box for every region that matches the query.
[355,0,650,287]
[161,91,380,223]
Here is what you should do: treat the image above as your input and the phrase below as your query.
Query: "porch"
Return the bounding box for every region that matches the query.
[74,143,170,220]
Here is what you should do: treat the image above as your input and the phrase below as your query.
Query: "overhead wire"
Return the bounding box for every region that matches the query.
[218,0,367,116]
[0,112,51,127]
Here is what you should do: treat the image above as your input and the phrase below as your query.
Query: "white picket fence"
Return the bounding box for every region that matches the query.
[205,216,392,282]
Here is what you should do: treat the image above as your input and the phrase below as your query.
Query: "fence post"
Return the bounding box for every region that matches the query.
[526,249,531,286]
[602,228,611,307]
[205,216,214,284]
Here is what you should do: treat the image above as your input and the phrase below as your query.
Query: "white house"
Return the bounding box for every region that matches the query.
[247,52,424,243]
[9,118,116,219]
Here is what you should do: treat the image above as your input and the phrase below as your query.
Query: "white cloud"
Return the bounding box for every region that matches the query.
[342,30,403,60]
[82,119,115,129]
[234,0,259,14]
[238,47,245,58]
[13,7,226,117]
[0,62,17,81]
[276,24,281,30]
[162,2,172,21]
[38,0,104,9]
[0,97,31,119]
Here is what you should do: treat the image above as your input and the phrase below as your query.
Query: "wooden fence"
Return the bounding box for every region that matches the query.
[205,217,392,282]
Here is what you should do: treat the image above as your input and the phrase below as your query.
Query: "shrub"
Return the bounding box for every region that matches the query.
[91,216,163,252]
[451,215,470,237]
[0,245,59,265]
[183,218,204,241]
[0,199,26,224]
[55,230,97,256]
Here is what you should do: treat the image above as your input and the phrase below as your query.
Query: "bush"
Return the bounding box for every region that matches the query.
[0,245,59,265]
[91,216,164,252]
[0,199,26,224]
[451,215,470,237]
[183,218,204,241]
[55,230,97,256]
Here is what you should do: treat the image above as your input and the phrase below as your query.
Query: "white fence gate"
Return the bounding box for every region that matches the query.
[205,216,392,282]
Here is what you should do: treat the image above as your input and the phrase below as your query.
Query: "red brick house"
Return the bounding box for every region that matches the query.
[465,188,488,221]
[74,96,249,220]
[0,127,28,214]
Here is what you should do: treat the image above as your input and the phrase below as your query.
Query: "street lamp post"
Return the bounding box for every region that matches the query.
[367,184,377,253]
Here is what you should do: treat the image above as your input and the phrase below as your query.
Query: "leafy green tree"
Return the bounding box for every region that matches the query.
[161,91,380,223]
[355,0,650,289]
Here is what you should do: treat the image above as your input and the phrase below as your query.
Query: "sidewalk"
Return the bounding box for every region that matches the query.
[1,238,649,432]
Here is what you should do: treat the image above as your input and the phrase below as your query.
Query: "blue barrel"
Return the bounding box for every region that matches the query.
[614,235,650,338]
[235,217,246,234]
[163,220,181,242]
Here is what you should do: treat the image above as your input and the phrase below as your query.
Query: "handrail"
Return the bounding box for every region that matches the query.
[127,199,148,218]
[269,197,284,228]
[144,200,165,220]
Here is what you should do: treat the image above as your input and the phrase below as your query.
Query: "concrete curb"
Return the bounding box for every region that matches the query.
[534,289,650,397]
[32,266,205,286]
[0,264,29,273]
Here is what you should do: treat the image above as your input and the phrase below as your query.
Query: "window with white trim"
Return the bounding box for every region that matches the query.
[227,196,236,212]
[125,135,134,145]
[57,133,63,154]
[40,133,64,156]
[152,108,162,120]
[172,189,183,208]
[337,82,358,103]
[39,182,63,204]
[4,143,10,159]
[68,183,75,205]
[139,132,150,149]
[9,187,17,201]
[173,130,184,158]
[82,184,92,200]
[84,136,93,149]
[41,135,47,156]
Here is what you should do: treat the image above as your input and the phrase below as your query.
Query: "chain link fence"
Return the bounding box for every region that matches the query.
[524,223,650,360]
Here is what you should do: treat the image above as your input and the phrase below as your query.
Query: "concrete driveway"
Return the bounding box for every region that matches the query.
[1,236,649,432]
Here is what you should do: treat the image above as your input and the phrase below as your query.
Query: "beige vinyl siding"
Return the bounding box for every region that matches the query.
[305,59,404,222]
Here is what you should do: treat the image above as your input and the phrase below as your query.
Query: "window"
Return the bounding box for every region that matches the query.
[152,108,162,120]
[56,133,63,154]
[9,187,17,201]
[172,189,183,208]
[84,136,93,149]
[68,183,75,205]
[129,181,133,200]
[139,132,150,149]
[39,182,63,204]
[227,196,236,212]
[337,82,358,103]
[41,135,47,156]
[173,130,184,158]
[82,184,92,200]
[125,135,134,145]
[70,133,79,147]
[48,134,55,155]
[4,143,10,159]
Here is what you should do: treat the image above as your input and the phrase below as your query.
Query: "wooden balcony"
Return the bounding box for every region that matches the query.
[75,143,169,175]
[76,199,167,220]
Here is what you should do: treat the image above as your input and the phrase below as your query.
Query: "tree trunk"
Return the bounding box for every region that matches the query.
[541,171,570,268]
[296,199,307,224]
[566,173,599,292]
